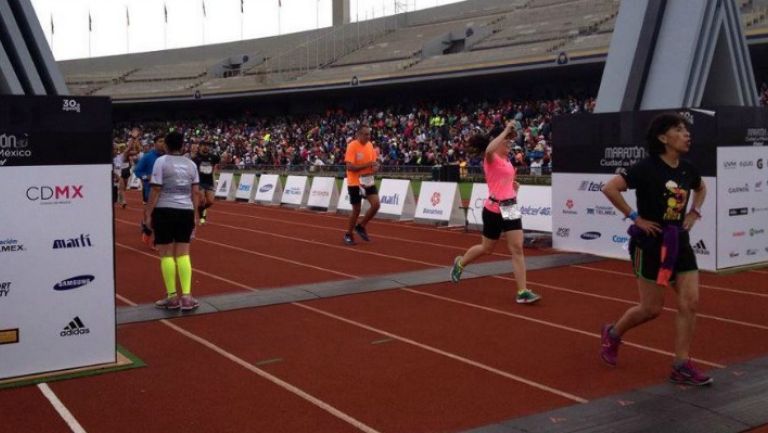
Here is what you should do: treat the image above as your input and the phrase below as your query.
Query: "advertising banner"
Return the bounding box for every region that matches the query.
[0,95,115,380]
[214,172,236,200]
[281,176,309,207]
[414,181,464,226]
[306,177,339,211]
[716,147,768,268]
[254,174,282,205]
[376,178,416,220]
[552,109,718,270]
[235,173,257,201]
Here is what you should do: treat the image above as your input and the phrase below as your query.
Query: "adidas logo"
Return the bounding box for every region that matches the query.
[692,240,710,255]
[60,316,90,337]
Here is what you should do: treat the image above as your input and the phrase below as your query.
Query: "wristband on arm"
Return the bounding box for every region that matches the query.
[626,210,639,222]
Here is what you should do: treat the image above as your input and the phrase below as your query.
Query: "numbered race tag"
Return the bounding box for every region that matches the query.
[500,203,522,221]
[359,175,375,187]
[200,163,213,175]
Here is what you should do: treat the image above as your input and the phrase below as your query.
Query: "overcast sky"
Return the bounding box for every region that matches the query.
[30,0,465,60]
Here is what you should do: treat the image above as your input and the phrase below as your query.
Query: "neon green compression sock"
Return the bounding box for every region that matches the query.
[160,256,177,296]
[176,255,192,295]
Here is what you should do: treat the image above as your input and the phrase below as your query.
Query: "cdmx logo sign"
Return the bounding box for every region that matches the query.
[26,185,84,204]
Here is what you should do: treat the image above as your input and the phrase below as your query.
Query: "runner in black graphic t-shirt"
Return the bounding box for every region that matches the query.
[599,112,711,386]
[192,142,220,225]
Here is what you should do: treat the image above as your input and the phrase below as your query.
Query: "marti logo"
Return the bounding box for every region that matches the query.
[381,194,400,205]
[26,185,84,204]
[0,281,10,297]
[60,316,90,337]
[54,275,95,291]
[53,234,92,249]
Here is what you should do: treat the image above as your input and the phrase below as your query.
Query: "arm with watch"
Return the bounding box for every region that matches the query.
[601,175,662,236]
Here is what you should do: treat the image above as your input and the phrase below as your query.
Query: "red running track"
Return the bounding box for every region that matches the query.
[3,191,767,433]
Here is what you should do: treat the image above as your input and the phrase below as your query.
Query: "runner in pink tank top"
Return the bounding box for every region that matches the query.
[483,152,517,214]
[449,121,541,305]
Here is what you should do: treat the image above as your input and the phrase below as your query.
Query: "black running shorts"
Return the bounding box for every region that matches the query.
[482,207,522,240]
[152,208,195,244]
[629,232,698,283]
[347,185,378,205]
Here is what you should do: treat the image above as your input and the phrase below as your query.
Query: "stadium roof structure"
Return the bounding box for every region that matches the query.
[57,0,768,104]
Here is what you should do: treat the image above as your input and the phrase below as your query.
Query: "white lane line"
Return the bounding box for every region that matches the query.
[401,288,726,368]
[161,319,382,433]
[38,383,87,433]
[209,207,513,258]
[294,302,588,403]
[571,265,768,298]
[116,217,768,334]
[115,240,257,291]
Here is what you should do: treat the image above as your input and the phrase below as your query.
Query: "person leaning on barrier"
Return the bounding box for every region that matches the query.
[450,121,541,305]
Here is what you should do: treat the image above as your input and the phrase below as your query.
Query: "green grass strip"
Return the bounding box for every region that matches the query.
[0,345,146,390]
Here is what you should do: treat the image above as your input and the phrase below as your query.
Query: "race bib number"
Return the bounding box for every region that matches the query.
[500,203,522,221]
[199,163,213,175]
[360,175,375,187]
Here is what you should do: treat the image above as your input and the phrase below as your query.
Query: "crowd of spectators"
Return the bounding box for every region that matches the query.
[113,96,598,174]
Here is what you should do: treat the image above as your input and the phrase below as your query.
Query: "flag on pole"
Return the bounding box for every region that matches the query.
[164,3,168,23]
[50,14,54,35]
[202,0,206,17]
[126,6,130,27]
[88,11,92,32]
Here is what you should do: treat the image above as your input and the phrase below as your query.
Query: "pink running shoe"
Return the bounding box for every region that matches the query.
[180,295,199,311]
[600,324,621,366]
[155,295,180,310]
[669,360,713,386]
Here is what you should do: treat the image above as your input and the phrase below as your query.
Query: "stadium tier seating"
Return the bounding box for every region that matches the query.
[60,0,768,99]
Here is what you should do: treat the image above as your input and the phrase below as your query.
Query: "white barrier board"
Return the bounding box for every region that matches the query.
[281,176,309,207]
[235,173,257,201]
[377,178,416,220]
[214,172,236,200]
[717,148,768,268]
[414,181,464,226]
[306,177,339,211]
[0,166,115,379]
[254,174,282,205]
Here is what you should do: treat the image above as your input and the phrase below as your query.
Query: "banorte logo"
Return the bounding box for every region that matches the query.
[430,192,441,207]
[26,185,83,205]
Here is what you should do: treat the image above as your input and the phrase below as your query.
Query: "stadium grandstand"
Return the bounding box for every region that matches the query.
[57,0,768,102]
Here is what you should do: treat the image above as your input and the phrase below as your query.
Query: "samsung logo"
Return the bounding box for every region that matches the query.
[259,184,273,193]
[580,231,601,240]
[53,275,95,291]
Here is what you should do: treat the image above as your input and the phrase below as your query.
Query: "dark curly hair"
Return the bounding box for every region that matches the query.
[646,112,690,155]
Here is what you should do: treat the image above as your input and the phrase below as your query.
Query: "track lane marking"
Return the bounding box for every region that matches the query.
[293,302,588,403]
[38,383,87,433]
[571,265,768,298]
